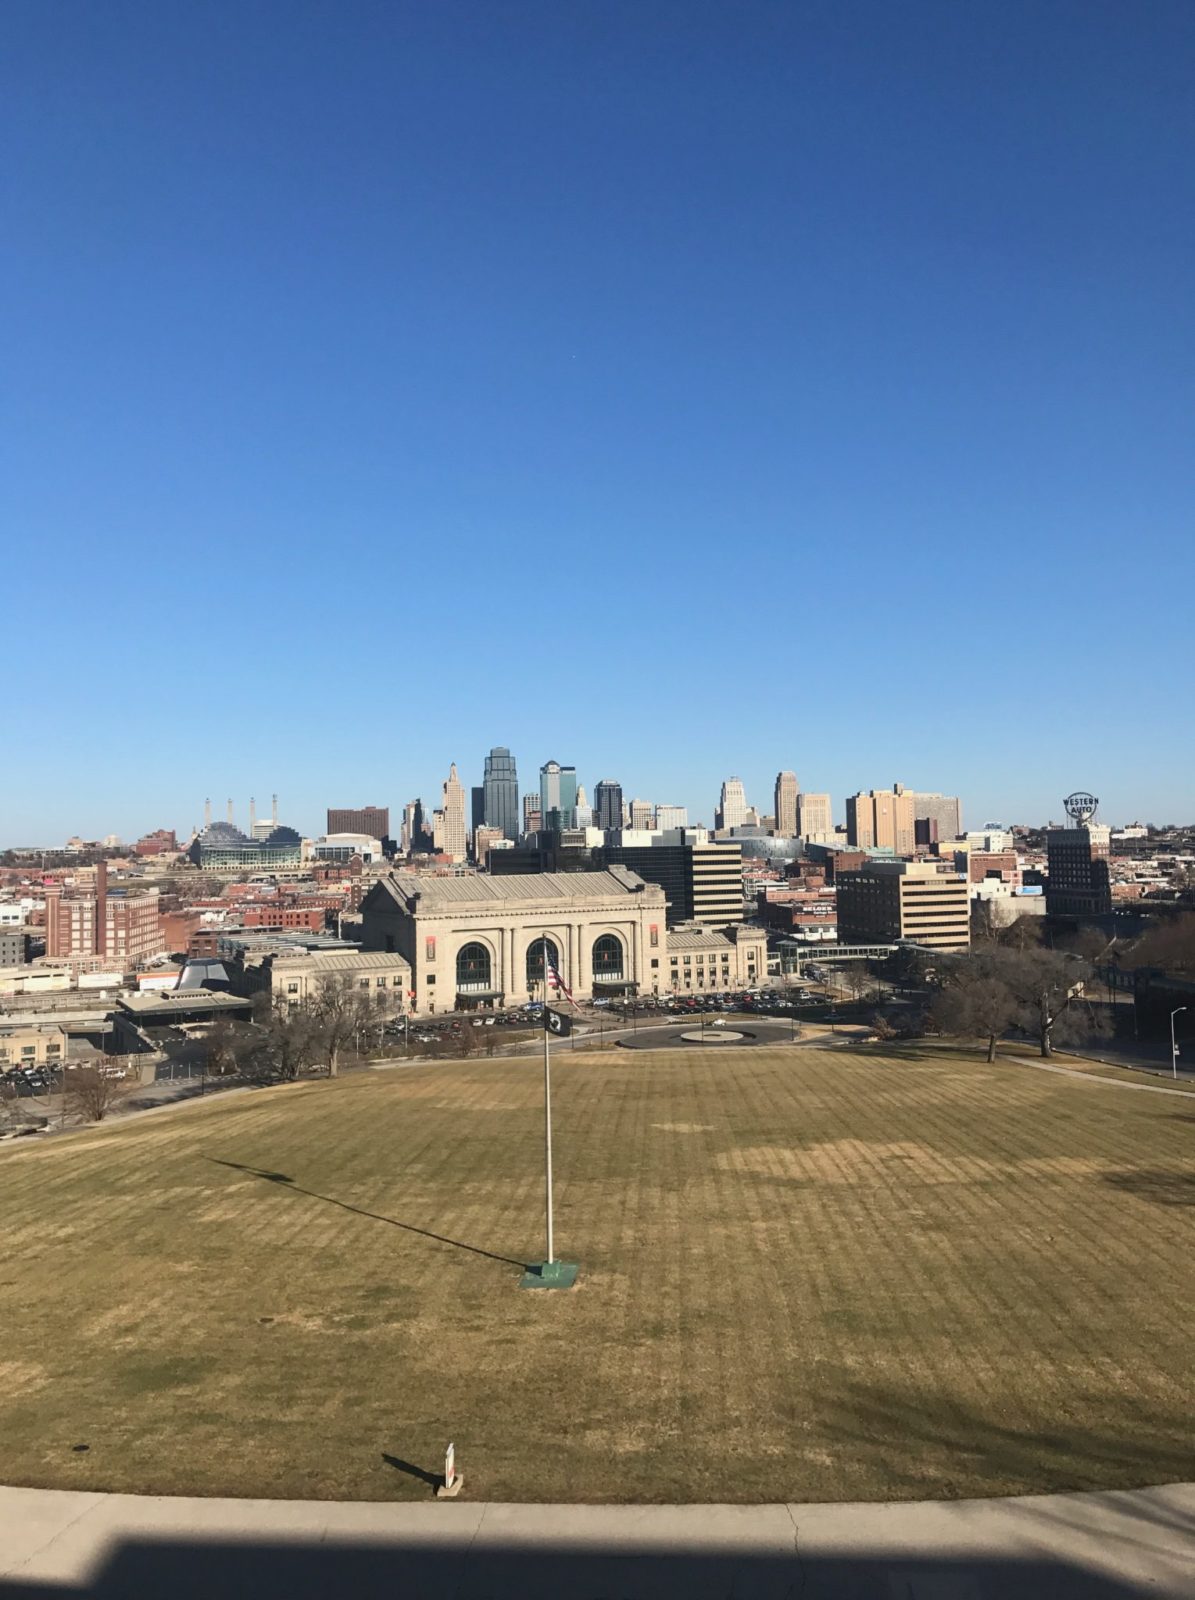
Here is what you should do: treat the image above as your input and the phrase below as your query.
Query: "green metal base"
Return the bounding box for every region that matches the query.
[520,1260,580,1290]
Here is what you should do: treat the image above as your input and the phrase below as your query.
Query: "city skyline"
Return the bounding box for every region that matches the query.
[1,754,1156,851]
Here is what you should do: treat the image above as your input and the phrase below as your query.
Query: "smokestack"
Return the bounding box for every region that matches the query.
[249,796,256,834]
[272,793,278,826]
[204,797,212,829]
[227,798,234,826]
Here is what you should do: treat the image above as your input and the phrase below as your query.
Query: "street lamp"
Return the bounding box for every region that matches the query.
[1171,1007,1187,1080]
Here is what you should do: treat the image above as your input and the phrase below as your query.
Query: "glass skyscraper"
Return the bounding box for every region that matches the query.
[483,747,520,840]
[539,760,578,830]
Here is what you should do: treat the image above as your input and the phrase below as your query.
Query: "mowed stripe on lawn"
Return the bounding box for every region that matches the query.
[0,1047,1191,1503]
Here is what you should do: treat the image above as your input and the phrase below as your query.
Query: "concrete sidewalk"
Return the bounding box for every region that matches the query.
[2,1481,1193,1597]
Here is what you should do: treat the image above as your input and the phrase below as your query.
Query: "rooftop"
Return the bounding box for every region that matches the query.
[374,867,661,909]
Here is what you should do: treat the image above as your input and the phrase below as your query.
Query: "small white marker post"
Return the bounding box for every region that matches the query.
[435,1440,463,1498]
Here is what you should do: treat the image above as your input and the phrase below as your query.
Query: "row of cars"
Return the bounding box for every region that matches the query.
[2,1064,60,1097]
[383,1005,545,1047]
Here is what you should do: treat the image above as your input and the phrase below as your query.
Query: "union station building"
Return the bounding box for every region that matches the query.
[360,867,669,1013]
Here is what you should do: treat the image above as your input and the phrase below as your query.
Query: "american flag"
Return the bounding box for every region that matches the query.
[546,949,574,1002]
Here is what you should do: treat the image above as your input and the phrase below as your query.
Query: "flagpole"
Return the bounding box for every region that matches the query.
[543,947,554,1265]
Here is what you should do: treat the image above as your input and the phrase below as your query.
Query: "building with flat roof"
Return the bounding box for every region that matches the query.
[1046,826,1112,919]
[361,867,666,1011]
[326,806,389,839]
[594,779,623,832]
[836,860,970,952]
[717,777,748,831]
[845,784,916,856]
[664,922,767,996]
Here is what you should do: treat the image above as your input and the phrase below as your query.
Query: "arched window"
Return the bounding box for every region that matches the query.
[592,934,624,980]
[526,936,560,989]
[456,942,492,992]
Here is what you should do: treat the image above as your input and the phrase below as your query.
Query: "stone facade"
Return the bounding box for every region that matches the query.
[361,867,668,1013]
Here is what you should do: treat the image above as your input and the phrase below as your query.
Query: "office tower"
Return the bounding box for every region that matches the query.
[601,836,744,927]
[836,861,970,951]
[327,805,390,839]
[629,798,654,831]
[797,792,832,838]
[440,764,467,861]
[845,784,915,855]
[907,792,963,844]
[1046,827,1112,917]
[594,779,624,832]
[482,746,520,840]
[574,784,592,827]
[773,772,799,837]
[471,787,485,834]
[717,777,748,831]
[655,804,689,830]
[522,794,542,835]
[539,760,578,829]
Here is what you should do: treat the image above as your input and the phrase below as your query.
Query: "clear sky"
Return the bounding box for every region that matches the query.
[3,0,1192,844]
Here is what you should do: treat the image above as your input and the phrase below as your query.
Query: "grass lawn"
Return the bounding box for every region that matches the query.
[0,1046,1192,1504]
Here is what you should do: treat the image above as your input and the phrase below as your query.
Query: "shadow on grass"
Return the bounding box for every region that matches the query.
[817,1379,1195,1501]
[381,1453,441,1490]
[1101,1169,1195,1208]
[205,1159,528,1269]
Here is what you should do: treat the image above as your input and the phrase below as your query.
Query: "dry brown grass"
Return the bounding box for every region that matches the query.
[0,1046,1192,1504]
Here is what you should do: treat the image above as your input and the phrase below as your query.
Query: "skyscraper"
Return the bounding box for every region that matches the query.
[655,804,689,830]
[539,760,578,829]
[594,779,623,832]
[797,792,833,839]
[440,763,467,861]
[717,777,748,831]
[327,805,390,839]
[482,747,519,840]
[907,792,963,844]
[629,798,654,831]
[773,772,799,837]
[845,784,915,855]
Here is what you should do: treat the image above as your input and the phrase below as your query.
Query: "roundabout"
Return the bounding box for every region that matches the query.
[677,1027,751,1045]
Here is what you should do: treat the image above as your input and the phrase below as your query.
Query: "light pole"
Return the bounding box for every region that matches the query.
[1171,1007,1187,1080]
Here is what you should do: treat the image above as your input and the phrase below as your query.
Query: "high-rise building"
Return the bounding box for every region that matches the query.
[655,804,689,831]
[471,787,486,835]
[845,784,916,855]
[600,836,743,927]
[907,792,963,845]
[327,805,389,839]
[574,784,592,827]
[522,794,542,835]
[773,772,799,837]
[717,777,748,831]
[836,861,970,952]
[539,760,578,830]
[594,779,624,832]
[797,792,832,839]
[1046,826,1112,918]
[482,747,520,840]
[629,798,654,831]
[440,763,467,862]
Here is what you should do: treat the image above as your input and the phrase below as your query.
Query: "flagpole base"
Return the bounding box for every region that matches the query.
[520,1260,579,1290]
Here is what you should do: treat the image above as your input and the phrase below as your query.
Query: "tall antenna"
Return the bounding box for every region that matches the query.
[249,796,256,833]
[204,797,212,829]
[272,793,278,826]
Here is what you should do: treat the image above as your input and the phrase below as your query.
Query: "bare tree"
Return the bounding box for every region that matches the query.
[309,978,359,1077]
[997,949,1094,1058]
[932,970,1018,1062]
[996,914,1045,954]
[65,1065,127,1123]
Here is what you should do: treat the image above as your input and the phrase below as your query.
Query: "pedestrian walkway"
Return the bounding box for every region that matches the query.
[1000,1052,1195,1098]
[2,1480,1193,1597]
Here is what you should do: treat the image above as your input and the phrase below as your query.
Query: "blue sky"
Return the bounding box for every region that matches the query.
[3,0,1192,843]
